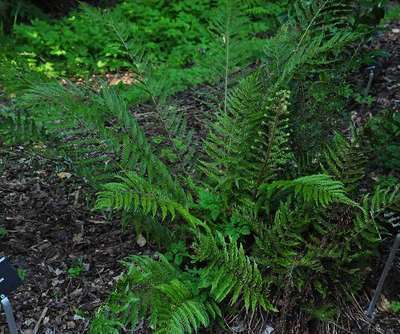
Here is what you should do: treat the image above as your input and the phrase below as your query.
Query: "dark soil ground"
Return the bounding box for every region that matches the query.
[0,147,151,333]
[0,20,399,334]
[361,21,400,114]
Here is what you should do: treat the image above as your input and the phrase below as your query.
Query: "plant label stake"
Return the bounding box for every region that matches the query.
[0,257,22,334]
[367,233,400,319]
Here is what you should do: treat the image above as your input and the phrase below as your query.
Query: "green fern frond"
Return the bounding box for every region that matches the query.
[96,172,200,227]
[194,233,274,312]
[156,104,197,173]
[253,201,303,271]
[370,185,400,216]
[91,255,219,334]
[203,0,261,111]
[0,103,46,145]
[353,185,400,244]
[154,279,214,334]
[19,82,188,200]
[202,76,293,202]
[260,174,357,207]
[290,0,356,33]
[251,89,293,185]
[321,132,367,193]
[201,72,263,192]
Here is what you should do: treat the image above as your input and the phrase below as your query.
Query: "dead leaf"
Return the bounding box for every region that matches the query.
[378,294,391,313]
[73,233,84,243]
[54,268,64,276]
[57,172,72,179]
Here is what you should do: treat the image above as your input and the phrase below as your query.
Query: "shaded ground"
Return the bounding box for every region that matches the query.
[0,147,150,333]
[368,23,400,114]
[348,20,400,334]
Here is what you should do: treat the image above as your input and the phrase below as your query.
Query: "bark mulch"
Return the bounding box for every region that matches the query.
[0,147,149,333]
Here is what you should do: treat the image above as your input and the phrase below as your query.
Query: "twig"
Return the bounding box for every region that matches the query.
[367,233,400,319]
[33,306,48,334]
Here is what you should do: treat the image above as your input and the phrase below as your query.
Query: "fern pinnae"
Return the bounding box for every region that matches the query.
[260,174,358,208]
[321,132,367,194]
[194,233,274,312]
[253,89,292,186]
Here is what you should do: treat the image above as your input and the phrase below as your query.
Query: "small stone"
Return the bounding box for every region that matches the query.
[392,28,400,34]
[73,314,86,321]
[263,326,275,334]
[136,234,147,247]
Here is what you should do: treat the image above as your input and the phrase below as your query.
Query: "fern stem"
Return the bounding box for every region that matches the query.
[296,0,329,50]
[223,0,231,114]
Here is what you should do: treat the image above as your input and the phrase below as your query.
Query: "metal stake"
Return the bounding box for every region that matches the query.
[367,233,400,319]
[0,294,18,334]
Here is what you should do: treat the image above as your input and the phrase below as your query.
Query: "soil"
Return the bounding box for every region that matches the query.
[0,146,151,333]
[345,20,400,334]
[363,22,400,114]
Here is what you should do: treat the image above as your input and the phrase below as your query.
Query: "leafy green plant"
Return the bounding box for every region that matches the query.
[0,226,7,238]
[68,260,85,278]
[381,3,400,24]
[0,102,46,145]
[4,0,395,333]
[165,241,190,266]
[88,3,393,331]
[17,268,28,281]
[390,300,400,314]
[3,0,271,78]
[90,255,220,334]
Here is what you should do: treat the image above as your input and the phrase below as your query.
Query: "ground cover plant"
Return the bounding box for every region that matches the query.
[1,0,400,333]
[1,0,288,104]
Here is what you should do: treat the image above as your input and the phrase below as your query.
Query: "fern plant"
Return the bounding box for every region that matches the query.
[4,0,391,332]
[91,1,390,332]
[91,255,220,334]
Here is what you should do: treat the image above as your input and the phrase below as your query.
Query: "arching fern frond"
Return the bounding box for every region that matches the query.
[290,0,357,34]
[260,174,357,207]
[321,132,367,193]
[194,233,274,312]
[19,82,188,201]
[96,172,201,228]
